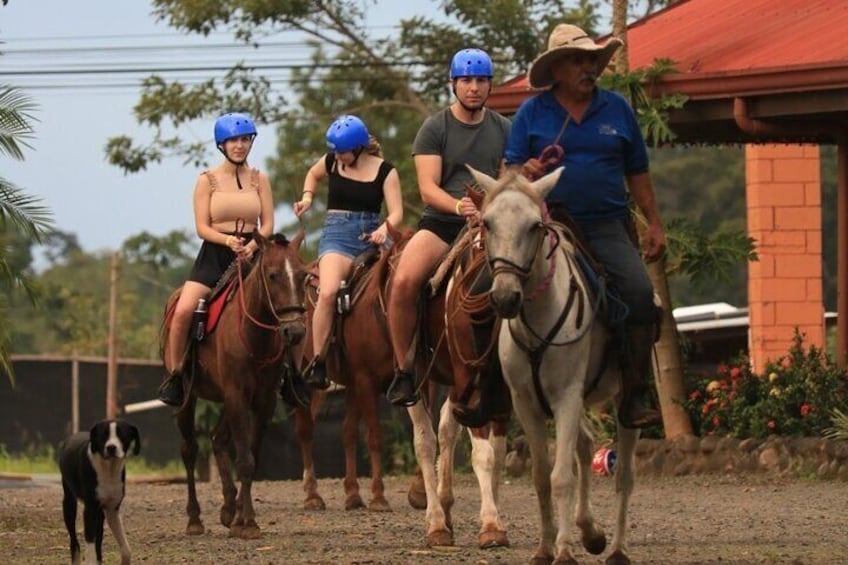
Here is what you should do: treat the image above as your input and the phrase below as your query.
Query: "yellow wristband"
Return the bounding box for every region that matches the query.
[455,199,463,216]
[225,235,234,248]
[302,191,314,203]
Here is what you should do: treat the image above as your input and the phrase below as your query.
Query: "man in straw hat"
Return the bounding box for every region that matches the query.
[503,23,665,428]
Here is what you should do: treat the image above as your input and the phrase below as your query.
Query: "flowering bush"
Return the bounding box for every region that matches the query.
[684,332,848,438]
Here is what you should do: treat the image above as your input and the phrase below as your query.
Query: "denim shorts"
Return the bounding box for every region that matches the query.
[318,210,382,260]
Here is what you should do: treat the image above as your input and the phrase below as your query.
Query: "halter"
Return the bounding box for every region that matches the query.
[235,245,306,365]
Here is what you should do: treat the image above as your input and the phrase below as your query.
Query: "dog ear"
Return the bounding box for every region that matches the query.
[88,422,106,455]
[130,425,141,456]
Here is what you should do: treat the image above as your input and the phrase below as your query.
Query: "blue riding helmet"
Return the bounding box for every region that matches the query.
[214,112,257,145]
[449,48,494,79]
[325,115,370,153]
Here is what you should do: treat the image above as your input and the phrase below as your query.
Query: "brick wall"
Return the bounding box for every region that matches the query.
[746,144,825,370]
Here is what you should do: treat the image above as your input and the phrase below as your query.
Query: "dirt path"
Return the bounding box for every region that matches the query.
[2,472,846,564]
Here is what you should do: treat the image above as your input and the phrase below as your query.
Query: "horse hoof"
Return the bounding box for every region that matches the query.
[229,523,262,539]
[605,549,632,565]
[530,553,553,565]
[220,507,235,528]
[407,489,427,510]
[345,494,365,511]
[581,529,607,555]
[553,557,578,565]
[367,498,392,512]
[185,521,205,536]
[303,495,326,511]
[478,528,509,549]
[426,529,454,547]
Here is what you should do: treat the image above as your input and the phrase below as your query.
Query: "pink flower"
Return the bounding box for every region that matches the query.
[767,420,776,430]
[729,367,741,379]
[800,404,811,417]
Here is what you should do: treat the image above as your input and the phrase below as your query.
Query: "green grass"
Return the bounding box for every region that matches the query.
[0,444,183,476]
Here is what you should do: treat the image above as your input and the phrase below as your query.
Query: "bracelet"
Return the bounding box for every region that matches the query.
[302,191,314,203]
[225,235,235,249]
[455,199,463,216]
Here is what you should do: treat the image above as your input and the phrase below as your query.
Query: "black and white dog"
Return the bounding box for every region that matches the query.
[59,419,140,565]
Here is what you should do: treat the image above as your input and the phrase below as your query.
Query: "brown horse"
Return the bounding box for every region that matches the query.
[293,223,510,549]
[161,231,308,539]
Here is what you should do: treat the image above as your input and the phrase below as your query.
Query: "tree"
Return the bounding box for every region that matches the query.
[0,83,53,382]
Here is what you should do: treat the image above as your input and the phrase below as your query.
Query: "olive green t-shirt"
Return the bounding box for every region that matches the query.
[412,107,511,222]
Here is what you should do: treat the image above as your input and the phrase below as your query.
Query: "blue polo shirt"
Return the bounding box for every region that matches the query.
[504,88,649,223]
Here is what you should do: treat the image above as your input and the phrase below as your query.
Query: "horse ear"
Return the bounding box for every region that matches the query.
[529,166,564,200]
[291,228,306,250]
[465,164,498,193]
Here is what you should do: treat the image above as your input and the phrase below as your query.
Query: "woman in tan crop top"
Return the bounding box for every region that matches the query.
[293,115,403,389]
[158,112,281,407]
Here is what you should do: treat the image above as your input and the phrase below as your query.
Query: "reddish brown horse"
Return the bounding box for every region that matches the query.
[293,224,510,549]
[161,231,308,539]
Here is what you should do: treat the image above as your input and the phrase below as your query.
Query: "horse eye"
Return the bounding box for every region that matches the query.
[268,272,280,281]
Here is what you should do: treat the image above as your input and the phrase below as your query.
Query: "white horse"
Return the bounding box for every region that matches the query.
[470,166,640,565]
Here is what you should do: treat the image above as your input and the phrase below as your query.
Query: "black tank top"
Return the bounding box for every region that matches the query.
[325,153,393,213]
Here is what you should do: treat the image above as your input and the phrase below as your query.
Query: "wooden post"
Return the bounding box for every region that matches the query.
[106,252,120,419]
[72,350,79,433]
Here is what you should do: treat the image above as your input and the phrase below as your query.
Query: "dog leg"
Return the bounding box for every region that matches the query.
[62,485,81,564]
[105,508,131,564]
[82,505,103,565]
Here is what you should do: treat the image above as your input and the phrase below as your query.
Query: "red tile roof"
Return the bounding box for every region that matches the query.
[490,0,848,111]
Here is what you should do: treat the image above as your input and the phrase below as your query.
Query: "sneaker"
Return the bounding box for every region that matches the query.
[158,372,184,407]
[386,369,419,407]
[304,357,330,390]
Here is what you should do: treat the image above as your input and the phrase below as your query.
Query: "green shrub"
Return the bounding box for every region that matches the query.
[684,332,848,438]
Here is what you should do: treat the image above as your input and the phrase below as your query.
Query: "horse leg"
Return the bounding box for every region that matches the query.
[490,421,508,506]
[511,393,556,565]
[606,426,639,565]
[355,378,390,512]
[575,419,606,555]
[341,385,365,510]
[549,390,586,565]
[210,413,237,529]
[436,399,460,530]
[466,420,509,549]
[407,401,453,547]
[175,396,205,535]
[295,400,326,510]
[227,406,261,539]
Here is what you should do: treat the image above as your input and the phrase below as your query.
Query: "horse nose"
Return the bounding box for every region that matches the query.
[105,444,118,458]
[492,289,522,319]
[281,321,306,345]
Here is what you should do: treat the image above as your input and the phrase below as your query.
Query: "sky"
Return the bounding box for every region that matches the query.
[1,0,443,258]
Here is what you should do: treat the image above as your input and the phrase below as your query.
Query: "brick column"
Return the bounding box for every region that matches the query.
[746,144,824,371]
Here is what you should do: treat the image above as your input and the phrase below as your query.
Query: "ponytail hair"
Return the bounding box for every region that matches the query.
[365,135,383,157]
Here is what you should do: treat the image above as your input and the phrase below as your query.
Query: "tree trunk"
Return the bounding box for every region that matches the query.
[648,260,694,438]
[613,0,693,438]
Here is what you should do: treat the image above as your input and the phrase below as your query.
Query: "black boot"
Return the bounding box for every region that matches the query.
[158,371,184,407]
[280,361,311,409]
[386,368,419,407]
[304,357,330,390]
[617,324,662,429]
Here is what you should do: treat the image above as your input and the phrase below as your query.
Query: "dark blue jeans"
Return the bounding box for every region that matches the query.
[577,218,657,326]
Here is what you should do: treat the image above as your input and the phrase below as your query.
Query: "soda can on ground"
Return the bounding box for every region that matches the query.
[592,447,617,476]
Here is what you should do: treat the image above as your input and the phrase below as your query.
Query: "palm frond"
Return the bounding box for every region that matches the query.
[0,178,54,242]
[0,86,38,160]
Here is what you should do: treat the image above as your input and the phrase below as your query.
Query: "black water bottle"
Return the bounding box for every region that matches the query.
[193,298,208,341]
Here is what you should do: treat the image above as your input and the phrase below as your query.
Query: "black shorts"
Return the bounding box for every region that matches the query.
[188,233,252,288]
[417,216,465,245]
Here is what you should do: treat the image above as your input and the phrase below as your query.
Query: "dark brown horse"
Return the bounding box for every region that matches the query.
[293,224,510,549]
[161,231,308,539]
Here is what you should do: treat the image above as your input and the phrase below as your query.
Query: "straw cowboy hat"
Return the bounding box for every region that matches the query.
[527,24,623,88]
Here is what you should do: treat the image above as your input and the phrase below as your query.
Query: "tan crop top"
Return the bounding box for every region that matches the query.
[207,168,262,233]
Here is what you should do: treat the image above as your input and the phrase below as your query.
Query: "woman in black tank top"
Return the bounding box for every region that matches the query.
[293,115,403,388]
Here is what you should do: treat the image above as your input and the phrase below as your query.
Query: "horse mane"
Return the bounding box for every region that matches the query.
[481,170,542,211]
[269,233,290,246]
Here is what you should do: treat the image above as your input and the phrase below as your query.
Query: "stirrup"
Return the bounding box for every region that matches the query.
[386,369,419,407]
